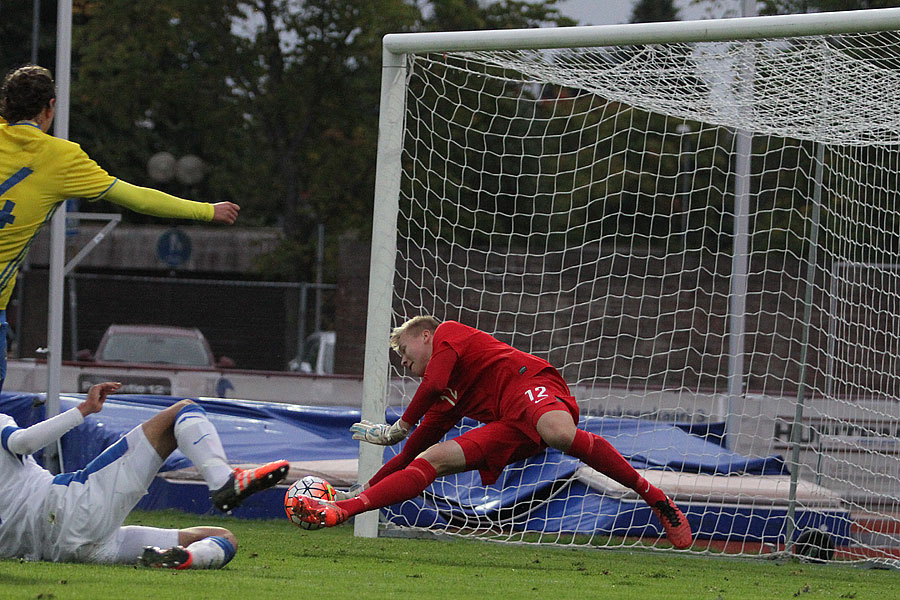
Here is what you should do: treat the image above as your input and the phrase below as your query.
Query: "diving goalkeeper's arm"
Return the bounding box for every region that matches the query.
[341,418,411,498]
[349,419,411,445]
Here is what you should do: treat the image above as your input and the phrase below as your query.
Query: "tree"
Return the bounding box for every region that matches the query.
[631,0,680,23]
[691,0,900,17]
[758,0,900,13]
[232,0,573,278]
[0,1,58,69]
[7,0,577,281]
[70,1,249,222]
[68,0,418,279]
[225,0,420,278]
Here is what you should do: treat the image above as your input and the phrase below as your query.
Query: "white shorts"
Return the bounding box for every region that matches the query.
[39,425,173,563]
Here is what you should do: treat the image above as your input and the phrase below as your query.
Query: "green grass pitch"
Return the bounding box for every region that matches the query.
[0,509,897,599]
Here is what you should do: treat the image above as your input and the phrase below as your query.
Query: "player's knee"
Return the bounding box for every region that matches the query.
[168,399,201,427]
[543,430,573,451]
[181,526,236,550]
[172,398,196,412]
[143,399,198,458]
[536,414,577,451]
[158,399,197,425]
[416,452,447,475]
[418,443,465,476]
[219,529,238,550]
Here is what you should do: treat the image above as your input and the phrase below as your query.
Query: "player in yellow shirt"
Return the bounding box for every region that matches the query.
[0,65,241,393]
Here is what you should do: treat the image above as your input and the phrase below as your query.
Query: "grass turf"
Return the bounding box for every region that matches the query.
[0,509,897,599]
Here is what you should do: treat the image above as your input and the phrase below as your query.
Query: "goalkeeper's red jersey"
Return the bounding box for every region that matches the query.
[400,320,564,427]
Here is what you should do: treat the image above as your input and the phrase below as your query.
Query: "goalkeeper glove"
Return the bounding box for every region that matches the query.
[334,483,364,501]
[350,419,410,445]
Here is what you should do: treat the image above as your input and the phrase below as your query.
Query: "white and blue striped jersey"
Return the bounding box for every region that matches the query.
[0,412,57,560]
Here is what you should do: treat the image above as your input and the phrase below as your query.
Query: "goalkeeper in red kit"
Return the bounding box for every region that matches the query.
[290,316,692,548]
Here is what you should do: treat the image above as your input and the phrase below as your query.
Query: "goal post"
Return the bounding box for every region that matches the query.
[355,49,406,538]
[361,8,900,562]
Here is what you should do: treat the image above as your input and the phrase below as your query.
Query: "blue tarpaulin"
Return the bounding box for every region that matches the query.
[2,393,779,478]
[0,392,360,472]
[2,391,849,544]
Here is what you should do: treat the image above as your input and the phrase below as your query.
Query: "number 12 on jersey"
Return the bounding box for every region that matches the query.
[524,386,548,404]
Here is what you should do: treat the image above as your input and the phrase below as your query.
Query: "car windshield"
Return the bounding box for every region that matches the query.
[99,333,211,367]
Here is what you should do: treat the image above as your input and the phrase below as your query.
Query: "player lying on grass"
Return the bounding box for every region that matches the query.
[0,64,240,395]
[290,316,692,549]
[0,382,289,568]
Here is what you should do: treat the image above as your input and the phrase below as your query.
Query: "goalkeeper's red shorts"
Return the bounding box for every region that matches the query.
[454,371,579,486]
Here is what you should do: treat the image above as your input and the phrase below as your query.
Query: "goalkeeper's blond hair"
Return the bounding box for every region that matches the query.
[390,316,441,352]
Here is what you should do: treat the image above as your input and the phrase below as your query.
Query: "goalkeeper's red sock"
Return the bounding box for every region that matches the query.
[566,429,666,505]
[336,457,437,517]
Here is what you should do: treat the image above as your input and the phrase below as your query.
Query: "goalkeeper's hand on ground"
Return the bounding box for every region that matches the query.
[350,419,410,445]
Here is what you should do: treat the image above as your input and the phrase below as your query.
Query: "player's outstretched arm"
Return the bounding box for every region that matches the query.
[102,180,227,223]
[350,419,410,445]
[3,381,120,456]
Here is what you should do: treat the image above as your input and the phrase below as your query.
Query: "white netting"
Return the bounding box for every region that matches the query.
[376,28,900,562]
[464,36,900,145]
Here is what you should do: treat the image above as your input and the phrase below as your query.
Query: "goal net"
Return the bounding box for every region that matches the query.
[363,10,900,563]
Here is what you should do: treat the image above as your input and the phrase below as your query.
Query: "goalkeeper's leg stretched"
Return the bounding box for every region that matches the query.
[290,408,691,549]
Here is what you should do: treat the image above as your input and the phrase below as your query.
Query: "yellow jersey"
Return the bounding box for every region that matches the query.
[0,121,214,309]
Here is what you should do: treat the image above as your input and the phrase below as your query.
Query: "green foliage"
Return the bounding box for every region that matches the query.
[11,0,900,282]
[0,1,57,68]
[70,1,250,219]
[1,0,569,282]
[759,0,900,14]
[631,0,680,23]
[425,0,575,30]
[401,45,732,256]
[690,0,900,17]
[1,510,897,599]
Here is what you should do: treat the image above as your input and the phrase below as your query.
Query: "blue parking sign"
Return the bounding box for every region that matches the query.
[157,228,192,267]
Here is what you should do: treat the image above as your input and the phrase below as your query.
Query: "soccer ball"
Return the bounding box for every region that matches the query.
[284,475,336,530]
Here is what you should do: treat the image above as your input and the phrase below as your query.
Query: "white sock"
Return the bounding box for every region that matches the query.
[184,536,236,569]
[173,403,232,490]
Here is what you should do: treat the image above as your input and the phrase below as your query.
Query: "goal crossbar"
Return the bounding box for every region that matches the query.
[384,7,900,53]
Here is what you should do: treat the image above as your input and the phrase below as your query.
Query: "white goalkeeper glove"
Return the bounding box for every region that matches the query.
[350,419,410,446]
[334,483,364,501]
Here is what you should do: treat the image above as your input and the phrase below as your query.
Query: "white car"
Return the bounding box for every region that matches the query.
[288,331,335,374]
